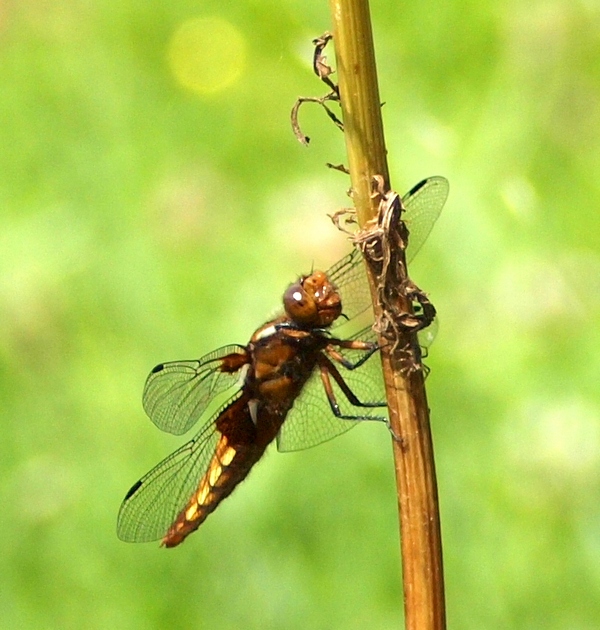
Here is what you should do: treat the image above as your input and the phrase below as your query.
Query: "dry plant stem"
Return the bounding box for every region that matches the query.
[327,1,446,629]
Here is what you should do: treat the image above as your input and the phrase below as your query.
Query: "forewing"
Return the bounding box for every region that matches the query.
[326,177,448,334]
[143,344,248,435]
[117,393,241,543]
[326,249,377,343]
[403,176,449,263]
[276,326,386,452]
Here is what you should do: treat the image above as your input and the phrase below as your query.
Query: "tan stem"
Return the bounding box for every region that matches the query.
[327,1,446,628]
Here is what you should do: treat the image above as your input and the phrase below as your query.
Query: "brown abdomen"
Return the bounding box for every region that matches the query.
[162,395,284,548]
[162,433,264,547]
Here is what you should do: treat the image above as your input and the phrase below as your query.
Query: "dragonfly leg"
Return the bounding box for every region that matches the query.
[319,355,407,445]
[325,338,380,370]
[317,354,387,424]
[320,351,404,445]
[380,417,403,444]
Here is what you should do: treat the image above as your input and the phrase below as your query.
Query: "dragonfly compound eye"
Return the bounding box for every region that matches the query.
[283,282,318,325]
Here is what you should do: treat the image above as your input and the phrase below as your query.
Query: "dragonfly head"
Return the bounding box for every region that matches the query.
[283,270,342,328]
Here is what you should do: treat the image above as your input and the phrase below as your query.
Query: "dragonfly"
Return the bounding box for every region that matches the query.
[117,176,449,547]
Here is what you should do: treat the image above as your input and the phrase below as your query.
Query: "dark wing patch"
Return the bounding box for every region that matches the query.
[143,345,248,435]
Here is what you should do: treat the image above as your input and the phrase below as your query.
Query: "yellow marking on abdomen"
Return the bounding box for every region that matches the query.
[186,437,238,514]
[220,445,236,466]
[208,463,222,486]
[185,503,198,522]
[196,480,211,506]
[174,435,241,542]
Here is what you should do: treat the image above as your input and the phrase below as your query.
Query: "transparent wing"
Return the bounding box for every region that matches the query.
[327,248,372,332]
[117,393,242,543]
[326,176,448,336]
[276,316,435,454]
[282,177,449,453]
[403,176,449,263]
[418,316,438,349]
[276,326,386,452]
[143,344,248,435]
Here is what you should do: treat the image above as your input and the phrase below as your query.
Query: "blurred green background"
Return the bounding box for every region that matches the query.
[2,0,599,628]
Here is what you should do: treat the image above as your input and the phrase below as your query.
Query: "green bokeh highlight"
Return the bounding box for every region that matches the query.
[1,1,599,629]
